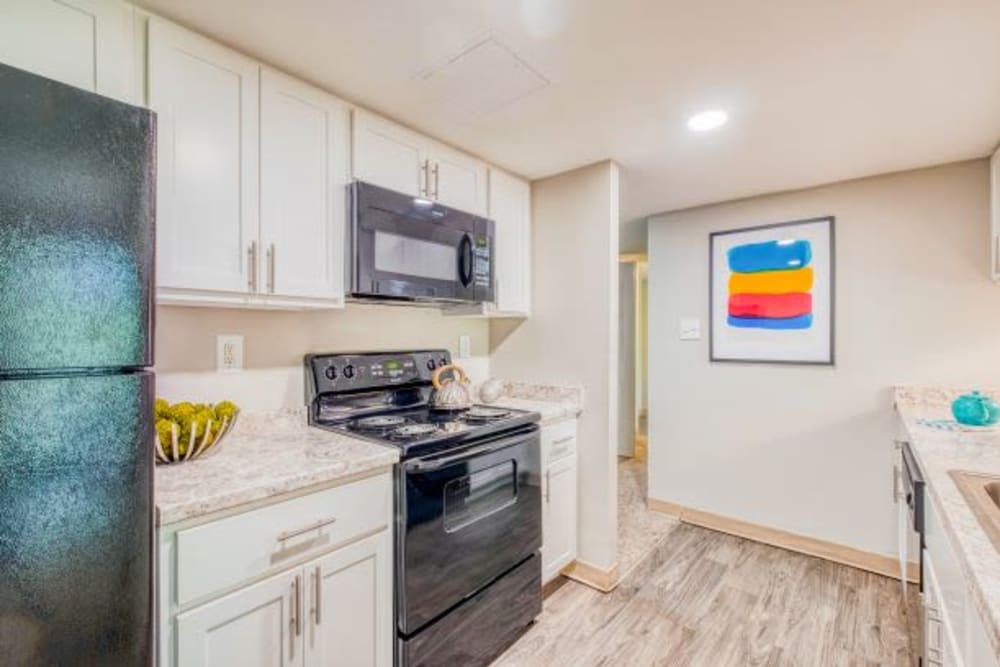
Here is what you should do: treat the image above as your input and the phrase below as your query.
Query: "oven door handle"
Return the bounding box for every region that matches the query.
[407,433,528,472]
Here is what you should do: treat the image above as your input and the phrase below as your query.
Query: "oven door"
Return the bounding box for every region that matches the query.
[351,181,494,302]
[397,426,541,635]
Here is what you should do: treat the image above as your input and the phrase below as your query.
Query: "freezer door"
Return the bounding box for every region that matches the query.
[0,371,153,666]
[0,64,155,372]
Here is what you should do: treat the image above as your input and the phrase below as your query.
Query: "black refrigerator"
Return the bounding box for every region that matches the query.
[0,64,155,665]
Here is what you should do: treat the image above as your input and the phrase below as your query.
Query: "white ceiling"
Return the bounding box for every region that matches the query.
[138,0,1000,221]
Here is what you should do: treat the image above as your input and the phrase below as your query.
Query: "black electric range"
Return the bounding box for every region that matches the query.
[304,350,543,667]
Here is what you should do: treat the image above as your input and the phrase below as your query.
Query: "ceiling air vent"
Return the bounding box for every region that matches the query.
[415,36,549,120]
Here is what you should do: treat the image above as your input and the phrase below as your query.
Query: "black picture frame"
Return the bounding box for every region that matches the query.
[709,215,836,365]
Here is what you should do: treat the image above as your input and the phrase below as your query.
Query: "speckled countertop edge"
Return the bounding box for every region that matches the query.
[154,408,398,526]
[895,386,1000,655]
[484,380,584,425]
[155,383,583,526]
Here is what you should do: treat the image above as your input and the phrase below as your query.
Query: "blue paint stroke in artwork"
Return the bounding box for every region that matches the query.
[727,239,812,273]
[727,313,813,330]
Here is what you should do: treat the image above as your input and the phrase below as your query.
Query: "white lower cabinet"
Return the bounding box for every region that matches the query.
[177,567,300,667]
[306,533,392,667]
[541,419,578,583]
[160,473,393,667]
[923,485,1000,667]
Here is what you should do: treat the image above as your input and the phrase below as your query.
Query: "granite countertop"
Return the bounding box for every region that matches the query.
[155,409,398,526]
[485,380,584,425]
[895,386,1000,654]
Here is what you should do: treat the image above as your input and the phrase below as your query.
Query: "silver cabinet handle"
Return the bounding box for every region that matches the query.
[552,436,574,446]
[294,574,303,636]
[545,469,551,503]
[277,516,338,544]
[266,243,275,293]
[289,577,298,659]
[313,566,322,626]
[247,241,258,292]
[892,464,901,503]
[432,161,440,199]
[420,159,429,197]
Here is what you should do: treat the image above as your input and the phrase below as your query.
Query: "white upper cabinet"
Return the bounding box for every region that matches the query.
[148,17,260,296]
[352,110,425,197]
[426,144,488,215]
[0,0,134,102]
[260,68,349,304]
[489,168,532,316]
[352,110,488,215]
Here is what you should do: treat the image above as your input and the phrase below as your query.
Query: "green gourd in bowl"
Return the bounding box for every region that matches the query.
[951,391,1000,427]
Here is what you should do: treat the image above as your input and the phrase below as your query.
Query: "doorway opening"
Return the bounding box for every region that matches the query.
[616,254,674,581]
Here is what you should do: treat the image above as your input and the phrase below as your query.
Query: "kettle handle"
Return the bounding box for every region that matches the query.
[432,364,467,390]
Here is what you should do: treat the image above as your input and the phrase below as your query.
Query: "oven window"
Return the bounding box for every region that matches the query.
[374,231,456,282]
[442,460,517,533]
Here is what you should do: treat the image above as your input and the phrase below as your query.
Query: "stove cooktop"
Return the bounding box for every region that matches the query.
[312,404,540,459]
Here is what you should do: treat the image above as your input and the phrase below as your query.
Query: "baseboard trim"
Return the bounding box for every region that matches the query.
[648,498,919,584]
[561,559,620,592]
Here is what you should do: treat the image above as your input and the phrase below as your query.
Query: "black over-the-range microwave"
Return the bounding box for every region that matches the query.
[348,181,495,304]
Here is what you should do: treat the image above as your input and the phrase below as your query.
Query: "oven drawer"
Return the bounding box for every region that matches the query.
[543,419,577,463]
[398,553,541,667]
[175,472,390,606]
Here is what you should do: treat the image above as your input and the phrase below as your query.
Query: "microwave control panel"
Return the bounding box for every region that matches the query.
[473,235,492,287]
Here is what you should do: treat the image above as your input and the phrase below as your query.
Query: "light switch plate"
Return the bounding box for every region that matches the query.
[679,318,701,340]
[458,334,471,358]
[216,334,244,372]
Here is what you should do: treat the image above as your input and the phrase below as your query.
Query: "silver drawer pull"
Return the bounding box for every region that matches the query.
[277,516,337,544]
[552,436,574,446]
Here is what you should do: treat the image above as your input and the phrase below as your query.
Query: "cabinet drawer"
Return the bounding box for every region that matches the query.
[542,420,577,462]
[175,473,389,606]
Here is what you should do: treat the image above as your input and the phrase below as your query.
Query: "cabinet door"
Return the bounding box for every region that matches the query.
[304,531,392,667]
[542,455,577,583]
[429,145,488,215]
[176,568,303,667]
[0,0,133,102]
[488,168,532,314]
[148,17,260,294]
[260,68,349,304]
[352,110,425,197]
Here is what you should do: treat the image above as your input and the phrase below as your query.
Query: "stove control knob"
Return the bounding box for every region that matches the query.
[439,358,448,368]
[426,359,436,371]
[343,364,355,379]
[324,366,337,380]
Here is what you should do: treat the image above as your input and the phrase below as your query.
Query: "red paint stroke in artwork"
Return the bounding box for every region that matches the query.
[728,292,812,319]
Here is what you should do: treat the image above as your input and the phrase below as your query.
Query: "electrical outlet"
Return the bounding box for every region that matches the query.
[216,335,244,372]
[458,334,471,358]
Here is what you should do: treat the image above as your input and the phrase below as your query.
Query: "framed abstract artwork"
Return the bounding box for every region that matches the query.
[709,216,835,364]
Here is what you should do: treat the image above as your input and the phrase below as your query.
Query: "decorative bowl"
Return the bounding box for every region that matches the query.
[154,408,239,464]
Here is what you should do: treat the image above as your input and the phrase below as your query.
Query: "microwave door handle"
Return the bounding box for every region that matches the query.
[458,233,473,287]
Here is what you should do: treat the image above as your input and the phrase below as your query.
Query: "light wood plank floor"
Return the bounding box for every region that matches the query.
[493,524,918,667]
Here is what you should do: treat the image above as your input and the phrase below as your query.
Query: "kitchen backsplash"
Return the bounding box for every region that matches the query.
[155,303,489,372]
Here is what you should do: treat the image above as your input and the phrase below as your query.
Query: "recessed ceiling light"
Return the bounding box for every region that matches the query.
[687,109,728,132]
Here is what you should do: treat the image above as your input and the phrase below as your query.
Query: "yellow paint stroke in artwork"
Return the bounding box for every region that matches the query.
[728,267,814,295]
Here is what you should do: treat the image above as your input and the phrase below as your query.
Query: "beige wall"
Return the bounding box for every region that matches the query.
[155,303,489,372]
[490,160,621,571]
[647,159,994,557]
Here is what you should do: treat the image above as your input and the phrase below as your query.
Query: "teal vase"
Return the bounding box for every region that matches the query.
[951,391,1000,426]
